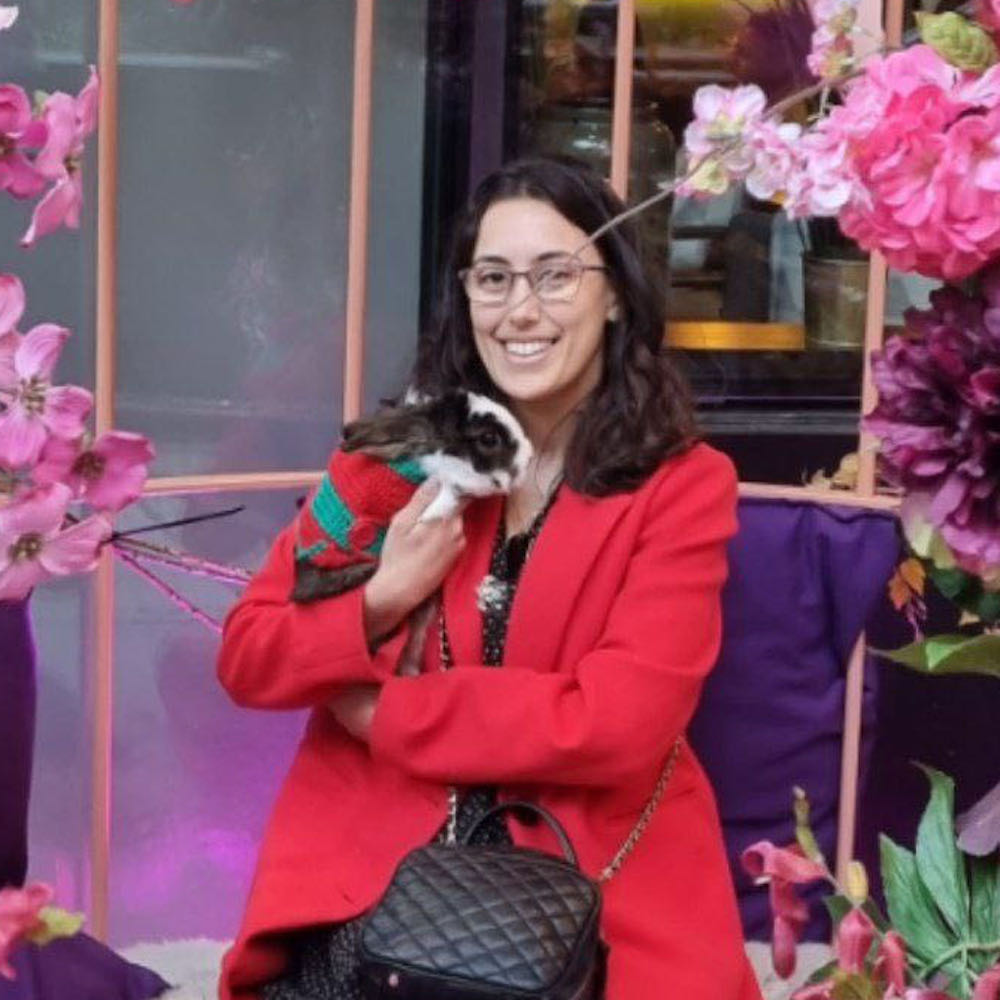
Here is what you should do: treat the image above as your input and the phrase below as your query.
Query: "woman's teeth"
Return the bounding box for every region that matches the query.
[504,339,554,357]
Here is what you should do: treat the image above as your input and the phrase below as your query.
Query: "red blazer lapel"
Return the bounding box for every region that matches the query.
[503,486,634,671]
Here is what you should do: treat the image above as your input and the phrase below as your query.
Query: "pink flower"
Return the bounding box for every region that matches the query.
[978,0,1000,36]
[0,324,92,468]
[0,883,52,980]
[0,7,17,32]
[807,0,860,80]
[34,430,154,512]
[0,84,47,200]
[22,68,99,248]
[680,84,766,197]
[0,272,26,336]
[0,484,109,600]
[742,841,829,979]
[835,908,874,975]
[973,965,1000,1000]
[875,931,908,995]
[745,120,803,202]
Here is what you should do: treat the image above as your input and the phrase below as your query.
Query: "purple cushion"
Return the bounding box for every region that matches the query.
[0,936,168,1000]
[688,498,899,941]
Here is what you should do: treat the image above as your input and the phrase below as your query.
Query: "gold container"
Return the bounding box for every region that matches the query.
[802,253,870,351]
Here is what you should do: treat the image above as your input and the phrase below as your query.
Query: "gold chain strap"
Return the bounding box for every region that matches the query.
[438,604,682,877]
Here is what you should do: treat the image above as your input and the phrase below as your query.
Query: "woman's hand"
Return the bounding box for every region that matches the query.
[362,480,466,645]
[328,683,380,743]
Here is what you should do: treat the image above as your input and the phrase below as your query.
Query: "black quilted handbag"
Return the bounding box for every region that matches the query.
[357,801,606,1000]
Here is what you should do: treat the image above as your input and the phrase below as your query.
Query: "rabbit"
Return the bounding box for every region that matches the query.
[290,390,532,603]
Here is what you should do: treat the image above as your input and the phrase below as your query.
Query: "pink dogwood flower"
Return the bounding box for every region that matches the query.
[0,272,26,341]
[0,85,47,200]
[34,430,154,512]
[0,483,109,600]
[0,323,92,468]
[0,883,52,980]
[22,68,98,248]
[742,841,829,979]
[0,7,17,31]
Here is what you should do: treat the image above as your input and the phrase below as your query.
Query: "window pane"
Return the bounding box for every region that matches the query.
[116,3,354,476]
[110,489,306,945]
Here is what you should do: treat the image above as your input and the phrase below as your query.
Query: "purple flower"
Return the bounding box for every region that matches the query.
[864,262,1000,582]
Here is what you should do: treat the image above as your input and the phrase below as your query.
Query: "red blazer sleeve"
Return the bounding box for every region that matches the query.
[217,524,411,710]
[368,448,738,787]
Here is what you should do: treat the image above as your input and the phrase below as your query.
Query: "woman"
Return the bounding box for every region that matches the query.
[217,158,762,1000]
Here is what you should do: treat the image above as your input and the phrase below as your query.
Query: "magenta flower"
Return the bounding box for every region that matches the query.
[0,323,92,468]
[0,272,26,336]
[973,964,1000,1000]
[741,841,829,979]
[0,84,47,200]
[0,483,109,600]
[34,430,154,512]
[22,68,98,248]
[835,908,874,975]
[875,930,908,996]
[978,0,1000,36]
[0,883,52,980]
[864,265,1000,582]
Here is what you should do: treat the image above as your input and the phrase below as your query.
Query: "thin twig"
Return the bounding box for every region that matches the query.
[113,536,253,585]
[113,545,223,634]
[109,505,244,542]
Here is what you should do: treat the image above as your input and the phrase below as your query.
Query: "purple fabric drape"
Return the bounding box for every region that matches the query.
[0,599,169,1000]
[1,600,35,890]
[689,498,901,941]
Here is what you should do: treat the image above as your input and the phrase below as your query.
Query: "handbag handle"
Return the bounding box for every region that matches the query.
[461,800,580,868]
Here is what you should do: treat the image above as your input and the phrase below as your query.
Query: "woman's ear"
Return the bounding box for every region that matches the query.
[607,300,621,324]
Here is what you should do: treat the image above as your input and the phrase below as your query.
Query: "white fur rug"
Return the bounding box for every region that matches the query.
[120,939,833,1000]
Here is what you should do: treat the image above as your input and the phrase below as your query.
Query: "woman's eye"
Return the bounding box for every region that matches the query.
[535,265,574,289]
[476,269,509,289]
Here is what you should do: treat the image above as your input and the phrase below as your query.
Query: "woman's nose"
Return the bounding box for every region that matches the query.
[506,274,541,322]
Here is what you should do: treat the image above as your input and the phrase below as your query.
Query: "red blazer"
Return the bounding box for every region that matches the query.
[217,442,763,1000]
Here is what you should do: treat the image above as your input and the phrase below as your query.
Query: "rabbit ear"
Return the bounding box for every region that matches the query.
[341,405,438,459]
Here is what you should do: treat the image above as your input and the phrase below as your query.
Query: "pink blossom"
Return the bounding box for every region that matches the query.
[875,931,907,995]
[835,908,874,975]
[742,841,829,979]
[22,68,98,248]
[0,324,92,467]
[0,883,52,980]
[0,84,47,200]
[973,964,1000,1000]
[978,0,1000,36]
[680,84,766,197]
[807,0,860,80]
[34,430,154,512]
[745,120,803,202]
[0,483,109,600]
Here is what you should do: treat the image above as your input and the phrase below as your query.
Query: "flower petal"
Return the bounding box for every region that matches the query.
[42,385,92,440]
[32,434,83,491]
[86,431,154,511]
[835,908,875,975]
[972,964,1000,1000]
[0,273,25,334]
[21,178,79,247]
[14,323,69,380]
[0,483,71,538]
[741,841,829,884]
[0,406,49,467]
[75,67,99,138]
[38,514,109,576]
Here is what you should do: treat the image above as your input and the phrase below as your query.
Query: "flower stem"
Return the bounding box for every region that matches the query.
[917,939,1000,981]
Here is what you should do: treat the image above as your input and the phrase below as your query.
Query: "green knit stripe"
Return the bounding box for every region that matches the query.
[388,456,428,486]
[310,474,354,549]
[365,527,388,558]
[296,541,327,561]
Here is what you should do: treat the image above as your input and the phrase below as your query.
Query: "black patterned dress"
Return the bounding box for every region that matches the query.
[260,489,559,1000]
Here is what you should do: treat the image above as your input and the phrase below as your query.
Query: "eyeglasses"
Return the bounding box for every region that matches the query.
[459,255,608,306]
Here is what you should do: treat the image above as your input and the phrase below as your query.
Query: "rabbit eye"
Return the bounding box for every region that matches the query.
[477,428,501,450]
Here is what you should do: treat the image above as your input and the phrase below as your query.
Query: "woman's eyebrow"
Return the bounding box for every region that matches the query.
[471,250,576,265]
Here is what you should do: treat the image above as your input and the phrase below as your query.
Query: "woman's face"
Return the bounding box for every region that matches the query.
[466,197,617,417]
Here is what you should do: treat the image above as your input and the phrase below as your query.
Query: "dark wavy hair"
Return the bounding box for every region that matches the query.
[413,157,698,497]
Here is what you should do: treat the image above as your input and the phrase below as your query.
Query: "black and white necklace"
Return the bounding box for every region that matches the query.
[475,475,563,616]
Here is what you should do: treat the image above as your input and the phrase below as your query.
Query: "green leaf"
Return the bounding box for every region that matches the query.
[803,959,839,987]
[968,854,1000,974]
[969,853,999,944]
[880,835,961,973]
[26,907,84,946]
[824,894,889,932]
[915,767,971,938]
[873,634,1000,680]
